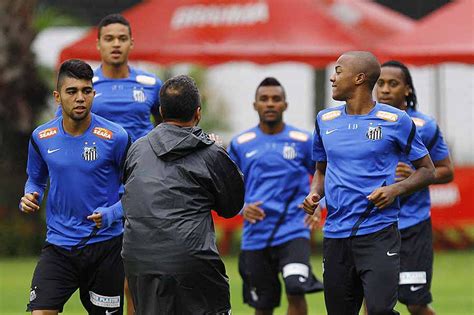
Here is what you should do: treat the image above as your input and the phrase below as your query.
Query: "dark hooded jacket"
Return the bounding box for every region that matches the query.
[121,123,244,274]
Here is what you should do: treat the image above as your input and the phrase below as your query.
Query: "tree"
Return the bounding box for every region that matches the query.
[0,0,48,254]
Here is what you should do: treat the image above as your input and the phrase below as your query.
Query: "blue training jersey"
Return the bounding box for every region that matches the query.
[24,114,130,249]
[312,103,428,238]
[56,66,161,142]
[228,124,314,250]
[398,108,450,229]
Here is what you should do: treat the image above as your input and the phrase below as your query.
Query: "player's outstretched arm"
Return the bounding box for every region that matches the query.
[301,162,326,215]
[19,192,40,213]
[368,154,435,209]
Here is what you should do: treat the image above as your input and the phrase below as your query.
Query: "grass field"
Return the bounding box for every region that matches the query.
[1,251,472,315]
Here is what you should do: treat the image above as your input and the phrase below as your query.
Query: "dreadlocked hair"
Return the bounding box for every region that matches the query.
[381,60,418,110]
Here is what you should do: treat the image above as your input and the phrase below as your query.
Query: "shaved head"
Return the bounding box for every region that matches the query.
[341,51,381,89]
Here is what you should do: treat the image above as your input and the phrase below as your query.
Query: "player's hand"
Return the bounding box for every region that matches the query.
[20,192,40,213]
[304,204,322,232]
[87,212,102,229]
[242,201,265,224]
[395,162,414,182]
[208,133,224,147]
[299,193,321,215]
[367,186,399,209]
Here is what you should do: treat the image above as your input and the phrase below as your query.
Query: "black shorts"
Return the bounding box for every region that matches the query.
[239,238,323,310]
[27,236,124,314]
[398,218,433,306]
[126,260,231,315]
[323,224,401,315]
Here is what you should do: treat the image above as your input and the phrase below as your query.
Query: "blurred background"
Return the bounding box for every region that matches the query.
[0,0,472,314]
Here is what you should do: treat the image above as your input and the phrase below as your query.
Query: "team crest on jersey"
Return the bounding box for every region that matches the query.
[366,126,383,141]
[133,88,147,103]
[283,144,297,160]
[82,142,98,161]
[38,127,58,140]
[321,110,341,121]
[376,111,398,122]
[411,117,426,127]
[93,127,113,140]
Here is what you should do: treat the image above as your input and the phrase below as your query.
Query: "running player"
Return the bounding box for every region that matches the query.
[20,59,130,315]
[57,13,162,142]
[228,77,323,315]
[301,51,435,315]
[376,60,453,315]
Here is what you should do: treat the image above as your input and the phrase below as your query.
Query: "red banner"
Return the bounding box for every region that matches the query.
[430,167,474,228]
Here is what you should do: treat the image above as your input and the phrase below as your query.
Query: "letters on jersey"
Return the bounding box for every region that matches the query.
[411,117,426,127]
[38,127,58,140]
[376,111,398,122]
[93,127,113,140]
[321,110,341,121]
[237,132,257,144]
[289,131,309,142]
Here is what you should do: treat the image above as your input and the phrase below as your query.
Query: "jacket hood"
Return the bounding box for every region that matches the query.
[147,123,214,161]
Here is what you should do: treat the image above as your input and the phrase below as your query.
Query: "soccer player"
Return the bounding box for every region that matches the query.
[228,77,324,315]
[20,59,130,314]
[121,75,245,314]
[376,60,454,315]
[301,51,435,315]
[57,13,162,142]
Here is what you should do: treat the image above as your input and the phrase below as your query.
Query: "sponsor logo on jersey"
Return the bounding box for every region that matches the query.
[133,88,147,103]
[411,117,426,127]
[237,132,256,144]
[38,127,58,140]
[376,111,398,122]
[82,142,98,161]
[366,125,383,140]
[245,149,258,158]
[136,75,156,86]
[289,130,309,142]
[93,127,113,140]
[92,76,99,83]
[283,144,297,160]
[89,291,120,308]
[321,110,341,121]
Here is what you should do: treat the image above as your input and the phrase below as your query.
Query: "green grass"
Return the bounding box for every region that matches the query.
[1,252,472,314]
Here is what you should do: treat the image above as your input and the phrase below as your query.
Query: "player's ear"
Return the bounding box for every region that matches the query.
[130,37,134,50]
[194,106,201,125]
[53,90,61,104]
[354,73,366,86]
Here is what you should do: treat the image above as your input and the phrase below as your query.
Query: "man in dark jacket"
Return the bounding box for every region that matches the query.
[121,75,245,315]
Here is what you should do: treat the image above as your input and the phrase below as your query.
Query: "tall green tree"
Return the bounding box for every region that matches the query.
[0,0,48,254]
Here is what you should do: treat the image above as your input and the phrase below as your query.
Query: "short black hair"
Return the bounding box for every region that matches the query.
[381,60,418,110]
[255,77,286,100]
[97,13,131,38]
[159,75,201,122]
[56,59,94,90]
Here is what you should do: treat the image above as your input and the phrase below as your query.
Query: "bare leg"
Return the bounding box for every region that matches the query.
[287,294,307,315]
[124,278,135,315]
[407,304,436,315]
[255,308,273,315]
[32,310,59,315]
